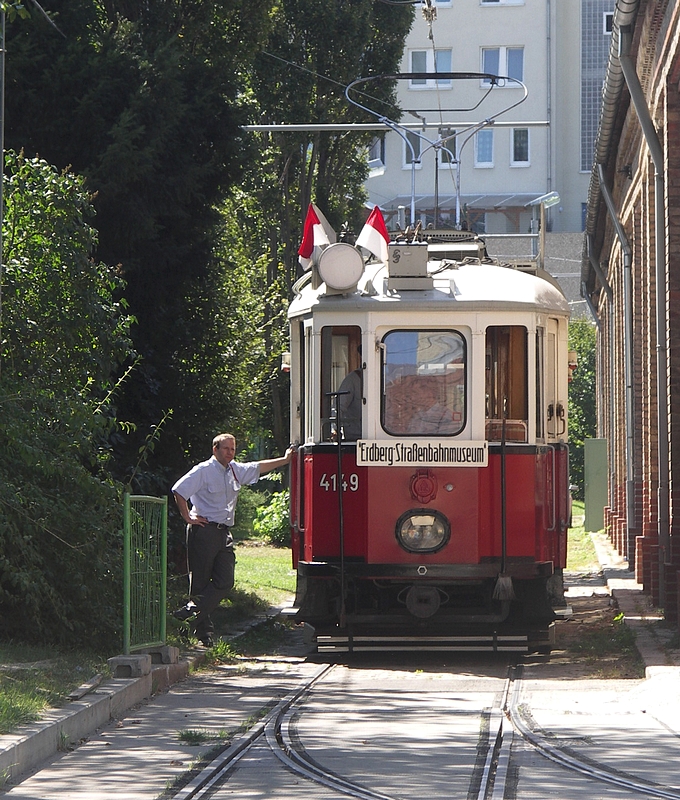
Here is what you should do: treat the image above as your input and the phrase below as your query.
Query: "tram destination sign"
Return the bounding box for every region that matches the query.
[356,440,488,468]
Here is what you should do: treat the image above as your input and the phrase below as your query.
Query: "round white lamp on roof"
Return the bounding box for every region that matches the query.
[317,243,365,291]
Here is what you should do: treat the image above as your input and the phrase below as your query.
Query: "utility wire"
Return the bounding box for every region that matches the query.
[260,51,400,117]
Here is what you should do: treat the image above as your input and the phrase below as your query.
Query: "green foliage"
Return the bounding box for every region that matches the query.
[566,501,600,571]
[2,152,133,391]
[0,644,108,734]
[231,487,267,542]
[5,0,278,483]
[568,319,597,500]
[221,0,414,451]
[0,152,134,647]
[247,0,414,235]
[0,2,30,21]
[253,490,290,546]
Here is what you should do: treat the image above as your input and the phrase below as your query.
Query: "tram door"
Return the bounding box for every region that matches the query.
[485,325,528,442]
[320,326,362,441]
[546,318,564,440]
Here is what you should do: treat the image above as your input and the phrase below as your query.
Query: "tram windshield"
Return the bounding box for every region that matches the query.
[381,330,466,436]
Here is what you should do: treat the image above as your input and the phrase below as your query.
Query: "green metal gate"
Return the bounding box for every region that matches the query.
[123,494,168,654]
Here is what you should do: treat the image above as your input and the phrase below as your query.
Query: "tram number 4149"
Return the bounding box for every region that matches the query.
[319,473,359,492]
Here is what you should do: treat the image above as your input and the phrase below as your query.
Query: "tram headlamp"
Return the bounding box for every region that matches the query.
[317,242,365,291]
[396,510,450,553]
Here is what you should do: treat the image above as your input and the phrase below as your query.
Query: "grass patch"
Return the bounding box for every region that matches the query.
[203,639,241,664]
[567,612,644,677]
[166,543,295,649]
[232,618,295,657]
[202,618,296,666]
[178,728,230,746]
[234,543,296,605]
[567,501,600,572]
[0,645,110,734]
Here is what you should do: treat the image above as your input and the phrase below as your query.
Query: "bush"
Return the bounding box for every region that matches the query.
[231,487,267,542]
[252,490,290,546]
[0,153,134,648]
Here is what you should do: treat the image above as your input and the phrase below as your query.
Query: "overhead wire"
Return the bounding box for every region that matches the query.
[260,51,399,118]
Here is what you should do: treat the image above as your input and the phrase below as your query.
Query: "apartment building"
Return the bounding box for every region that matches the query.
[365,0,614,238]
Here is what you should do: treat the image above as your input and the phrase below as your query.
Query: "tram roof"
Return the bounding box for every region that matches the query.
[288,259,570,319]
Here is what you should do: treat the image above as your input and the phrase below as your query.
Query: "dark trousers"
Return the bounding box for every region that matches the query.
[186,524,235,637]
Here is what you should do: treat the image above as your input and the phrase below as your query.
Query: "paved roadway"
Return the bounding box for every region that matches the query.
[7,654,679,800]
[3,533,680,800]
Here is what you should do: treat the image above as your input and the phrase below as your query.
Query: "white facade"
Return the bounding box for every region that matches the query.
[365,0,613,236]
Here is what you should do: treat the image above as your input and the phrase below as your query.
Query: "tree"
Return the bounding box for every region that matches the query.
[0,152,135,646]
[568,318,597,500]
[4,0,276,482]
[227,0,414,450]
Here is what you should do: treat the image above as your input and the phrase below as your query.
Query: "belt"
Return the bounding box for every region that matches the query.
[207,521,231,530]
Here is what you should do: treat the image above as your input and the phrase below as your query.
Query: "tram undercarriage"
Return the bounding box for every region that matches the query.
[291,562,560,654]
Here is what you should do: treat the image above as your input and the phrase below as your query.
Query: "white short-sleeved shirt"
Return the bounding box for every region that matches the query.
[171,455,261,526]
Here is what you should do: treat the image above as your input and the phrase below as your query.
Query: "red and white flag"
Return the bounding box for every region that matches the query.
[298,204,336,269]
[356,205,390,263]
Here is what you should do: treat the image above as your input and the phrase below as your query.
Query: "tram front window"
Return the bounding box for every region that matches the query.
[382,330,466,436]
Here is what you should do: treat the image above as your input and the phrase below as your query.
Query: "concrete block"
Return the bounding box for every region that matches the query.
[150,659,191,693]
[141,645,179,664]
[107,654,152,678]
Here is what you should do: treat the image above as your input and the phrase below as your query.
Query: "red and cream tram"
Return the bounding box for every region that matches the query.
[287,225,570,653]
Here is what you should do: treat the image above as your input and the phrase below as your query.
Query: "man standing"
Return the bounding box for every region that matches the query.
[171,433,293,646]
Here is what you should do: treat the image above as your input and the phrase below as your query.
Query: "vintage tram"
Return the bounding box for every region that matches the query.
[287,225,570,653]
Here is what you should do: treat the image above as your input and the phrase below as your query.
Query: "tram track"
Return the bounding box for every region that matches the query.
[170,661,516,800]
[171,661,406,800]
[505,664,680,800]
[170,662,336,800]
[169,658,680,800]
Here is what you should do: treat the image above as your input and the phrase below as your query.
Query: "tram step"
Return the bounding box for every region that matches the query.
[315,633,531,653]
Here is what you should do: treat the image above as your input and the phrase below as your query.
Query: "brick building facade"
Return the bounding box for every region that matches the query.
[583,0,680,622]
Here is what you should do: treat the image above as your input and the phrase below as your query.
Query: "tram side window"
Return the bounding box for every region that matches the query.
[320,325,363,441]
[382,330,466,436]
[485,325,528,442]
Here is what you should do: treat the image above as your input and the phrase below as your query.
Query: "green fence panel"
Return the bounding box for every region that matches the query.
[123,494,168,654]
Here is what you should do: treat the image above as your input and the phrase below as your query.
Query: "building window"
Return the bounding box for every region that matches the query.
[511,128,529,165]
[481,46,524,84]
[581,1,616,171]
[475,129,494,167]
[411,50,427,84]
[410,49,453,88]
[481,0,524,5]
[435,49,452,85]
[603,11,613,34]
[368,136,385,170]
[403,130,422,168]
[439,128,457,166]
